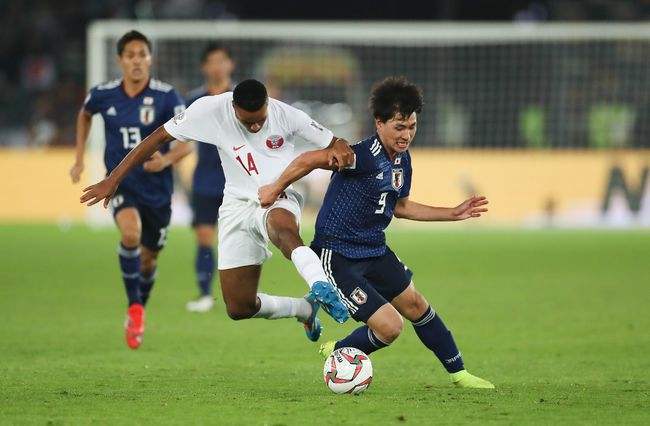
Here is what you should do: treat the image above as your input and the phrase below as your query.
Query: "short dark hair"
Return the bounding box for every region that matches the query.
[233,79,268,112]
[201,42,232,63]
[117,30,152,56]
[369,76,423,122]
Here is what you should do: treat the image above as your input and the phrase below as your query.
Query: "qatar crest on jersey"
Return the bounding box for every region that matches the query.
[391,168,404,190]
[265,134,285,149]
[139,104,155,125]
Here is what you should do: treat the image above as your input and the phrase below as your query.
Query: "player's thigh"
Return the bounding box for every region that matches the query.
[315,246,387,323]
[218,265,262,308]
[113,204,142,247]
[191,193,221,245]
[364,246,413,303]
[138,203,172,252]
[391,283,430,322]
[217,197,271,269]
[265,208,303,258]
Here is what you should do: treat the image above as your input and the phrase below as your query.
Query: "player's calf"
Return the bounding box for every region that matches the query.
[139,247,159,306]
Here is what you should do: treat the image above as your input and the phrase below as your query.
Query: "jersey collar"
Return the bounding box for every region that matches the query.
[120,78,150,99]
[374,133,403,165]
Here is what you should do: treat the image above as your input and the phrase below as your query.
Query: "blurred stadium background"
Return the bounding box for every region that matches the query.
[1,0,649,228]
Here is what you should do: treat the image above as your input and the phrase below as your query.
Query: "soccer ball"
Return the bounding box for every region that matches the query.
[323,347,373,394]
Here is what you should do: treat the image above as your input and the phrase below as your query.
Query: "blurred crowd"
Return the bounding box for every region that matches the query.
[0,0,648,148]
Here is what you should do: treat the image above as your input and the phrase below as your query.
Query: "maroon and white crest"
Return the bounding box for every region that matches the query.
[265,134,285,149]
[391,168,404,190]
[351,287,367,305]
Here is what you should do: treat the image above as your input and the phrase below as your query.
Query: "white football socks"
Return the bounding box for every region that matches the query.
[253,293,312,322]
[290,246,329,289]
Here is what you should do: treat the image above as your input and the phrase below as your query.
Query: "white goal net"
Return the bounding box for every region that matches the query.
[86,21,650,224]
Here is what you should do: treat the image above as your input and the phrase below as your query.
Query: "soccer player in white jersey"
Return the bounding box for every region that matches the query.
[81,79,354,340]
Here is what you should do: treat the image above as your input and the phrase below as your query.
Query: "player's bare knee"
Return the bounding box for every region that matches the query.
[226,305,256,320]
[121,232,140,248]
[375,318,403,344]
[225,299,258,320]
[195,226,215,247]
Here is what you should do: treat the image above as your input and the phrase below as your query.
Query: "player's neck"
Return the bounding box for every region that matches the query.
[207,79,231,95]
[122,77,149,97]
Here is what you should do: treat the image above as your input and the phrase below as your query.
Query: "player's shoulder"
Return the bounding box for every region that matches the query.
[351,135,382,155]
[87,79,122,101]
[148,78,176,93]
[93,78,122,92]
[183,92,231,119]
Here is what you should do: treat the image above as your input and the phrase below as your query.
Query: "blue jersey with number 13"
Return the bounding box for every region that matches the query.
[83,78,185,207]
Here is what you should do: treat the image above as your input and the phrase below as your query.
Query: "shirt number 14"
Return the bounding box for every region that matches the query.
[235,153,259,176]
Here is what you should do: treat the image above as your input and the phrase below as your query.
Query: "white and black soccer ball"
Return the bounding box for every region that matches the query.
[323,347,373,394]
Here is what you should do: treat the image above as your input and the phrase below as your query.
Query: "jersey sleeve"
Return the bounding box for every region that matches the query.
[163,97,213,144]
[399,154,412,198]
[82,87,102,114]
[288,107,334,149]
[165,88,186,121]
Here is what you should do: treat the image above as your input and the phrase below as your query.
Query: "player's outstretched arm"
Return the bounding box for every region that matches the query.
[394,195,489,221]
[258,149,334,208]
[80,126,175,207]
[70,108,92,184]
[143,141,193,173]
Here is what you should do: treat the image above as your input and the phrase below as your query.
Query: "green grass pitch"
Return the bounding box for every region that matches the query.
[1,224,648,424]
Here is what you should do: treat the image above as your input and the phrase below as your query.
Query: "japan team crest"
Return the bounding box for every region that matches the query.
[139,105,155,125]
[351,287,368,305]
[265,134,285,149]
[391,168,404,190]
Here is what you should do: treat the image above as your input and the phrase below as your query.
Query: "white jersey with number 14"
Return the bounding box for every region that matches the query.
[163,92,333,201]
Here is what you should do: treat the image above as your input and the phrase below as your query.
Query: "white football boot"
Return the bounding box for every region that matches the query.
[186,295,215,313]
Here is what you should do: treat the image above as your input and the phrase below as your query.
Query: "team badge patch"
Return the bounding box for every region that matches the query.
[391,168,404,190]
[265,134,285,149]
[139,106,155,125]
[172,111,186,125]
[351,287,367,305]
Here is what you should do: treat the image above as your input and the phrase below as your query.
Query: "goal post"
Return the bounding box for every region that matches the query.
[85,21,650,225]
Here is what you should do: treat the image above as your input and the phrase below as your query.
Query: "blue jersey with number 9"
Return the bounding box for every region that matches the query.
[313,134,412,259]
[83,78,185,207]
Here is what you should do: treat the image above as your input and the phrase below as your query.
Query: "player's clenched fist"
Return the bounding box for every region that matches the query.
[258,183,282,208]
[327,138,354,171]
[80,178,118,207]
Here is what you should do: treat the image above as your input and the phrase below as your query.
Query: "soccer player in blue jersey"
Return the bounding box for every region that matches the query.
[259,77,495,388]
[70,31,191,349]
[185,43,233,313]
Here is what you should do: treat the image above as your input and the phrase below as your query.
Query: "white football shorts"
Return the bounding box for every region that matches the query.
[217,189,303,270]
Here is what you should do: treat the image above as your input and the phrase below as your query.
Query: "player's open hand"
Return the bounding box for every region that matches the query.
[143,151,170,173]
[328,139,354,171]
[69,162,84,184]
[451,195,489,220]
[258,184,282,208]
[80,178,118,208]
